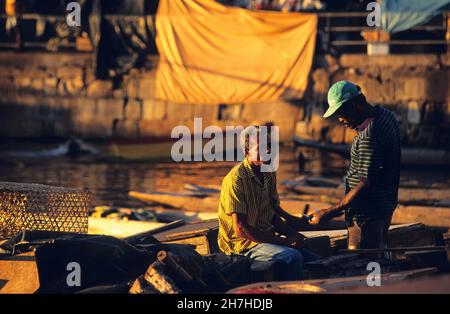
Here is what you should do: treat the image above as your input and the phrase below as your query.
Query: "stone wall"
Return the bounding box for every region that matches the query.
[0,52,449,148]
[301,54,450,148]
[0,52,300,142]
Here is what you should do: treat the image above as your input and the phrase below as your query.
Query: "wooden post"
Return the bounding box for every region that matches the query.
[361,29,390,55]
[445,12,450,54]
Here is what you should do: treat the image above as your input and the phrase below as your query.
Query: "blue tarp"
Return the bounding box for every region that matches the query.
[381,0,450,33]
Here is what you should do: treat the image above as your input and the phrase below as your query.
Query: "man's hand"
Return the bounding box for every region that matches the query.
[309,179,369,226]
[310,207,335,225]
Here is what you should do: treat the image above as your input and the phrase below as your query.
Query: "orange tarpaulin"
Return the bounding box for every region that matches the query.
[6,0,15,16]
[155,0,317,104]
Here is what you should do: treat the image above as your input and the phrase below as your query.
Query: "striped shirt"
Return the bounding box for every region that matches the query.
[217,157,280,255]
[345,105,401,222]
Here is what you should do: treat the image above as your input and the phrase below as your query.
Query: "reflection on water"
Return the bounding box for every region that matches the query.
[0,146,448,207]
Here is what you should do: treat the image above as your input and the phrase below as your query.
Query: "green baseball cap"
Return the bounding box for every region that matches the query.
[324,81,361,118]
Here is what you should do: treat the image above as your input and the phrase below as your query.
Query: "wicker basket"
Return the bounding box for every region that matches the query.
[0,182,90,239]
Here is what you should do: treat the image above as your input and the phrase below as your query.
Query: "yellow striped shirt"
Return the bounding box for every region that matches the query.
[217,157,280,255]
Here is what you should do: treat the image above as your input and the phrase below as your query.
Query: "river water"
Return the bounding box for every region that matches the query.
[0,143,448,208]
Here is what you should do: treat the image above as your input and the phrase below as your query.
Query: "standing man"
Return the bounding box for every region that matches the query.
[311,81,401,250]
[217,125,318,280]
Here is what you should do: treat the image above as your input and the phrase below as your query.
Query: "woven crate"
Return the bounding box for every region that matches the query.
[0,182,90,239]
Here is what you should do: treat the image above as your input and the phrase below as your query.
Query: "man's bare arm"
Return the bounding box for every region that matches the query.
[335,179,369,212]
[311,179,369,224]
[232,213,297,246]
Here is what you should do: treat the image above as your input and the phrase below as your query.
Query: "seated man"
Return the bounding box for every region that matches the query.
[217,125,318,281]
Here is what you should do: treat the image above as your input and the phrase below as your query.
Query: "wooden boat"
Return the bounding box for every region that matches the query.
[294,136,450,166]
[123,219,448,293]
[98,137,174,160]
[128,188,450,228]
[126,218,442,258]
[97,132,241,161]
[1,219,447,294]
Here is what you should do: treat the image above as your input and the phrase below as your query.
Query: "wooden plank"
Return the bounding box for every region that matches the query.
[153,219,219,242]
[163,236,211,256]
[161,225,220,256]
[88,217,166,238]
[124,219,185,244]
[388,223,436,247]
[304,236,331,257]
[149,220,436,256]
[392,205,450,228]
[305,253,360,268]
[301,223,436,250]
[0,252,39,294]
[165,228,212,240]
[301,229,348,249]
[404,250,449,270]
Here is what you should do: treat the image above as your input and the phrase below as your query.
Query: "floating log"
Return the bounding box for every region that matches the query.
[128,191,218,212]
[184,183,220,195]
